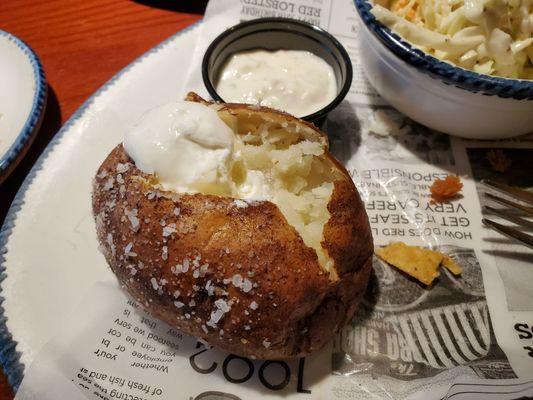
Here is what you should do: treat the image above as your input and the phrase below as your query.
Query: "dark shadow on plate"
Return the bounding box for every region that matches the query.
[131,0,208,14]
[0,85,62,227]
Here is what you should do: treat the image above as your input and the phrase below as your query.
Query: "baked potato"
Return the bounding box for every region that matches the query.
[92,93,373,359]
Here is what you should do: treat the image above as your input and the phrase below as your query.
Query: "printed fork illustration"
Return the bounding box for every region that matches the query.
[388,301,491,369]
[482,179,533,250]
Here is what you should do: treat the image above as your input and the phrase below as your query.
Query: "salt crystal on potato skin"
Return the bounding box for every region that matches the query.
[92,98,373,360]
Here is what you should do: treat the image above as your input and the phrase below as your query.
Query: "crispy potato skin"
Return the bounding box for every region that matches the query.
[92,105,373,360]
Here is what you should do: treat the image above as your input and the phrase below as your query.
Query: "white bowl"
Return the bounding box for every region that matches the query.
[354,0,533,139]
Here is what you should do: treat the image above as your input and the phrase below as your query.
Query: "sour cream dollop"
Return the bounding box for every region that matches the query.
[215,49,338,117]
[123,101,235,195]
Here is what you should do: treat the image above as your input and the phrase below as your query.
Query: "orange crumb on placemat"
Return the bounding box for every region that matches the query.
[486,149,512,173]
[430,175,463,203]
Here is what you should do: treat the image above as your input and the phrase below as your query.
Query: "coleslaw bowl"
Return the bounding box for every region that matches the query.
[353,0,533,139]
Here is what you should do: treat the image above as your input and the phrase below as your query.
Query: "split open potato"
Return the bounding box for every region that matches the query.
[92,93,373,359]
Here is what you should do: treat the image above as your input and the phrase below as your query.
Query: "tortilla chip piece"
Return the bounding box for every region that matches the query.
[376,242,443,285]
[442,256,462,275]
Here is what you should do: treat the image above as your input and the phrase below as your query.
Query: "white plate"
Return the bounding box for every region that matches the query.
[0,22,201,390]
[0,30,47,181]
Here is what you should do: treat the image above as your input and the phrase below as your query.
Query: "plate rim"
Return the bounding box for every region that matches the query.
[0,20,202,391]
[0,29,47,182]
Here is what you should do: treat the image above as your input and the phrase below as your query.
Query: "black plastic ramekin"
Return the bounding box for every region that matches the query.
[202,18,353,127]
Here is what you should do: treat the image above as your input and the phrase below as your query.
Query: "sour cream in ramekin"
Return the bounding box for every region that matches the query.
[215,49,338,117]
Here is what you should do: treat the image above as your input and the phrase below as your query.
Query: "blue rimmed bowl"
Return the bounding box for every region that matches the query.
[0,30,47,182]
[353,0,533,139]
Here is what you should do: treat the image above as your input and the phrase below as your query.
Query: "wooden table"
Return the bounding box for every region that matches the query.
[0,1,205,397]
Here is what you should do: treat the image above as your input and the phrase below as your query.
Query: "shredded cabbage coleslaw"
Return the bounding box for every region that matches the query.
[371,0,533,79]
